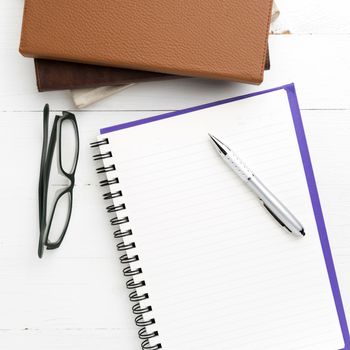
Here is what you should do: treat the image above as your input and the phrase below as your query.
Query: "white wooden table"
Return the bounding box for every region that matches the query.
[1,1,349,349]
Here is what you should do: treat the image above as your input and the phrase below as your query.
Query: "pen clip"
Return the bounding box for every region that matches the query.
[261,201,292,233]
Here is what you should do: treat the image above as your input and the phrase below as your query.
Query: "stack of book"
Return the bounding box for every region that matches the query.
[19,0,274,106]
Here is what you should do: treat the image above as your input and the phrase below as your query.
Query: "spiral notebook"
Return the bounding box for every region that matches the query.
[91,84,350,350]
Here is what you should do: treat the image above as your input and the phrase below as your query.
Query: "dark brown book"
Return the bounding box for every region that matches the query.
[34,59,179,92]
[34,48,270,92]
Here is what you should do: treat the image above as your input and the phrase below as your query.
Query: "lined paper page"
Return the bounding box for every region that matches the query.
[99,89,344,349]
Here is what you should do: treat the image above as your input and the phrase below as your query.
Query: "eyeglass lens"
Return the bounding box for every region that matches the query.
[45,190,72,246]
[59,118,79,175]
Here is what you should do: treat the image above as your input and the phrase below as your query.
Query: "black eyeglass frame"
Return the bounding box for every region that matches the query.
[38,104,79,258]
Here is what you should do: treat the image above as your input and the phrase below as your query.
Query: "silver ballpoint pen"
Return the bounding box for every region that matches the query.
[209,134,305,237]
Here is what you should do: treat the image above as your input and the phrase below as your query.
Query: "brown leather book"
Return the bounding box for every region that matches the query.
[34,47,270,92]
[20,0,273,84]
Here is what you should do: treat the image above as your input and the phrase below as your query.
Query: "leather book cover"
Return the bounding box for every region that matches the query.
[34,59,179,92]
[20,0,273,84]
[34,47,270,92]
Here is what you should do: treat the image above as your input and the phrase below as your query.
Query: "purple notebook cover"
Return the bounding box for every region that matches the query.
[100,83,350,349]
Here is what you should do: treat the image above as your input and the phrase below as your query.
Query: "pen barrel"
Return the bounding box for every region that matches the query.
[247,176,304,235]
[224,152,254,183]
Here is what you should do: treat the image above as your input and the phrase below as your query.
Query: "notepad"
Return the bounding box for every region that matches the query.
[91,84,349,349]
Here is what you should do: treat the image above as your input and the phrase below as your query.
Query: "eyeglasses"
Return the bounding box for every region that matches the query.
[38,104,79,258]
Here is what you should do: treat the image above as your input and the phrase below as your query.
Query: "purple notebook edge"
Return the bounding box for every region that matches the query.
[285,85,350,349]
[100,83,350,348]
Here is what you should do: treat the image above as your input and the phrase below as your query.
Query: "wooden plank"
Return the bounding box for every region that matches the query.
[302,110,350,320]
[277,0,350,34]
[1,35,350,111]
[0,256,137,329]
[0,329,139,350]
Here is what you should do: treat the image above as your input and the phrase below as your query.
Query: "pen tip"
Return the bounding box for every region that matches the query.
[300,229,306,237]
[208,133,219,143]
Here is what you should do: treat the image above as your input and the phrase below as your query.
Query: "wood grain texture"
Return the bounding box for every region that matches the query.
[0,1,350,349]
[277,0,350,34]
[2,35,350,111]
